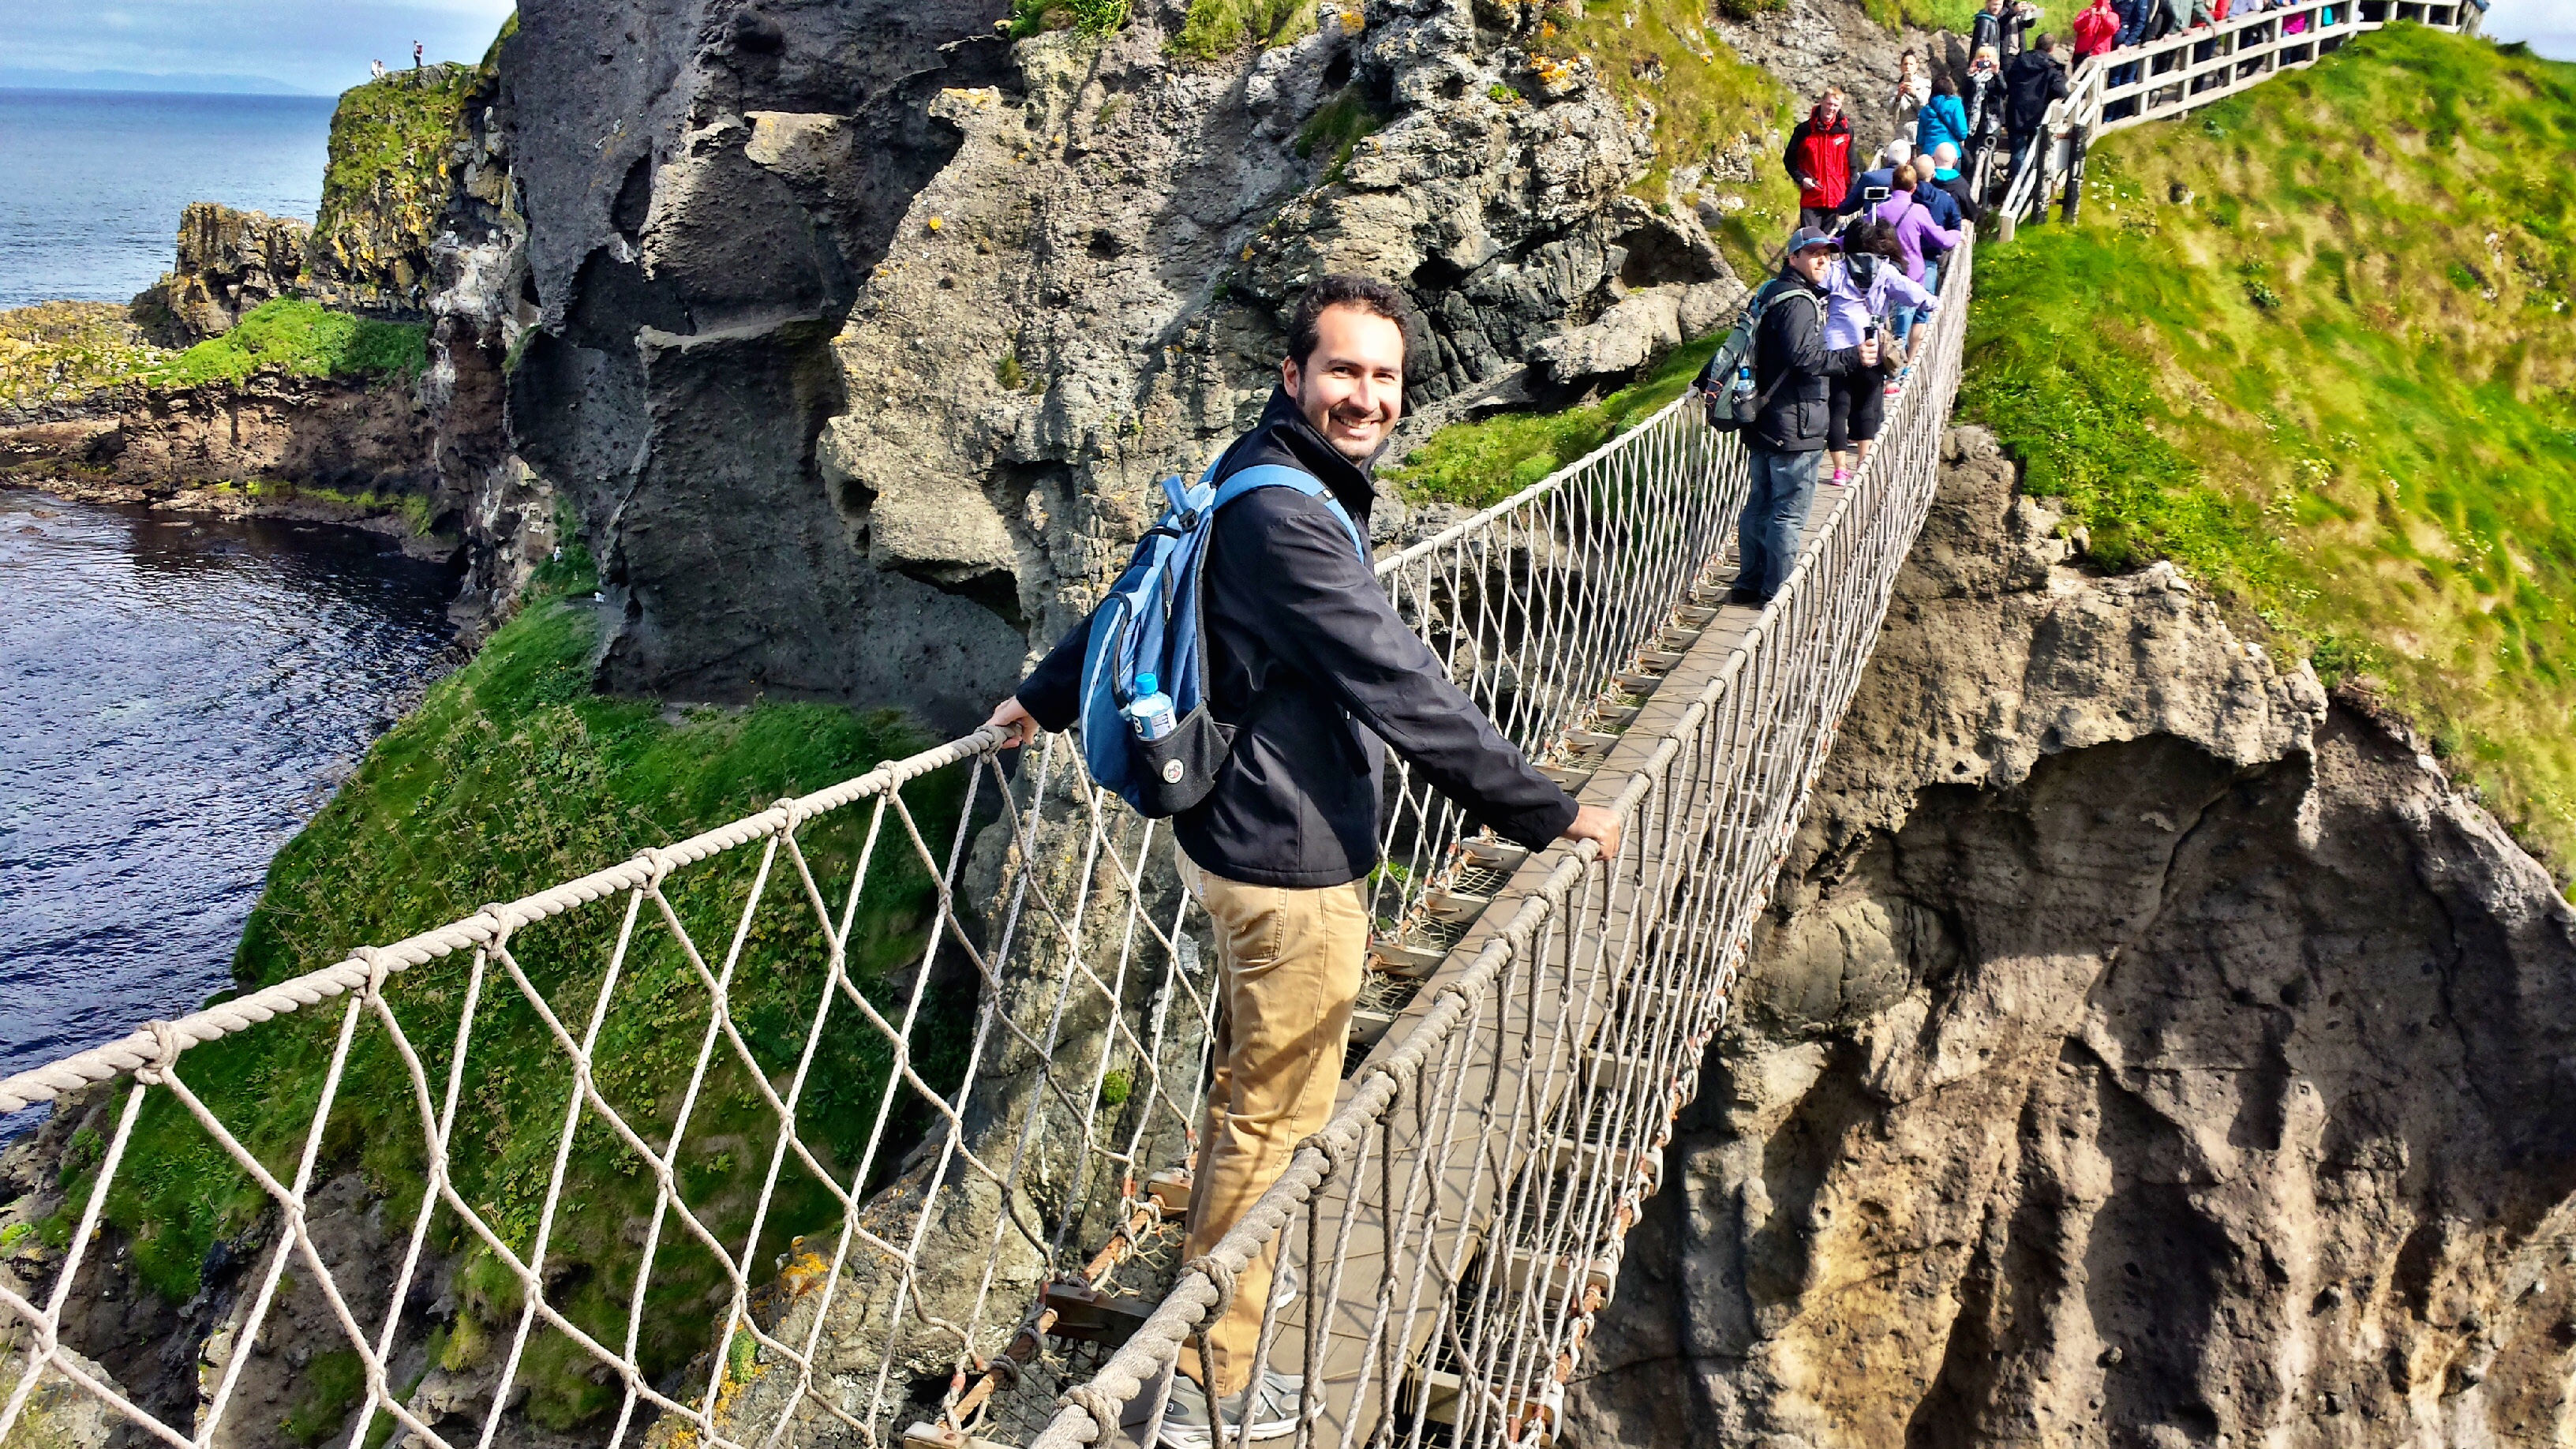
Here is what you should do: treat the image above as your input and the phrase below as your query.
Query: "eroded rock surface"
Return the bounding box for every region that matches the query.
[504,0,1743,732]
[1564,429,2576,1446]
[129,203,313,346]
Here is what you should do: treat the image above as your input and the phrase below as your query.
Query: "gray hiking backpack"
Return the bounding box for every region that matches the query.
[1695,280,1823,432]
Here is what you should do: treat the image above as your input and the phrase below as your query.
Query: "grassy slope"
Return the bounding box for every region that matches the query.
[1536,0,1801,263]
[1962,25,2576,881]
[0,303,168,410]
[144,298,427,388]
[59,549,972,1434]
[2,298,421,417]
[312,65,480,283]
[1387,334,1723,507]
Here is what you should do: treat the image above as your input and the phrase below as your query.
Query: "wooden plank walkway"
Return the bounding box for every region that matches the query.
[1283,492,1844,1441]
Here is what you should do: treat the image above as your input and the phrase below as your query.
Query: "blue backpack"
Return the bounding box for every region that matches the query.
[1078,456,1368,817]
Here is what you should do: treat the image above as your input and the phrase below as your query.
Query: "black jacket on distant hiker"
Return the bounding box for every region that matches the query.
[2005,50,2071,135]
[1015,388,1580,889]
[1748,271,1864,455]
[1972,5,2037,58]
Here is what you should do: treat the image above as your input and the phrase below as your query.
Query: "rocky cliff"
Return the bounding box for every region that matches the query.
[501,0,1778,730]
[129,203,313,346]
[1563,429,2576,1447]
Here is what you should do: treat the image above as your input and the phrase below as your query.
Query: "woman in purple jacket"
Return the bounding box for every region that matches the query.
[1869,165,1961,387]
[1821,223,1935,486]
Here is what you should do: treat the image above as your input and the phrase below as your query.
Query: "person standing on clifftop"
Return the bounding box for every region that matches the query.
[1784,89,1855,234]
[983,277,1622,1449]
[1732,230,1875,605]
[2005,33,2071,184]
[411,41,423,69]
[1974,0,2043,61]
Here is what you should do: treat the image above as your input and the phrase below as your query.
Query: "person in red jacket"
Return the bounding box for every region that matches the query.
[2072,0,2119,57]
[1783,89,1855,232]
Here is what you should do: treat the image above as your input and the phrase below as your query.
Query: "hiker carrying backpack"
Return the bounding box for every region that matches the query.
[1697,276,1826,433]
[1075,456,1366,817]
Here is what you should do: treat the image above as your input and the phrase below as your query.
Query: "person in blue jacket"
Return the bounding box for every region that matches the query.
[1917,75,1971,160]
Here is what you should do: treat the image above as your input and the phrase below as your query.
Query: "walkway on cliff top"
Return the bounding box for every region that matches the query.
[0,9,2470,1449]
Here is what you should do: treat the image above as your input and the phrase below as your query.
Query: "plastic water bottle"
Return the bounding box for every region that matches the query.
[1729,364,1756,406]
[1125,673,1177,743]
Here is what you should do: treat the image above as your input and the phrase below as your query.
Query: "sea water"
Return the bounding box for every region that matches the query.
[0,88,335,311]
[0,493,455,1122]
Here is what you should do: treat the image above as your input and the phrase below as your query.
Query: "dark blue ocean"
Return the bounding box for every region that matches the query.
[0,88,335,310]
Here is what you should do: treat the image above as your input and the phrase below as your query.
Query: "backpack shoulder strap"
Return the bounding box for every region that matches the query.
[1209,462,1368,563]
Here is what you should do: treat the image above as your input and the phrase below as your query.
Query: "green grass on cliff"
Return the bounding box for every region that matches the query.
[62,551,973,1432]
[144,298,426,388]
[1962,24,2576,881]
[1386,332,1721,508]
[1531,0,1799,249]
[312,63,480,290]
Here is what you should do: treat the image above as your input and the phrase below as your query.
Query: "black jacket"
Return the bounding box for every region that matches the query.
[1748,270,1863,455]
[2004,51,2070,135]
[1015,389,1579,889]
[1971,6,2035,58]
[1964,69,2007,140]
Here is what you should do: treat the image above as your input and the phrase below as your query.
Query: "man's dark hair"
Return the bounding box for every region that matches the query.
[2035,30,2057,49]
[1287,274,1414,369]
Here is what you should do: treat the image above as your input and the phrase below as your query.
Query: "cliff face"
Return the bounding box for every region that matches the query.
[129,204,313,346]
[503,0,1749,729]
[1564,429,2576,1447]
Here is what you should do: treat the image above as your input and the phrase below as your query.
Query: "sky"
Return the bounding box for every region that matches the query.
[0,0,520,96]
[2487,0,2576,54]
[0,0,2567,93]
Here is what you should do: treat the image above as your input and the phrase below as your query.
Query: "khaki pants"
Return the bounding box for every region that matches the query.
[1176,852,1368,1397]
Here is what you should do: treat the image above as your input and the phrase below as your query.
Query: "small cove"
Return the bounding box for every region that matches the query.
[0,489,455,1126]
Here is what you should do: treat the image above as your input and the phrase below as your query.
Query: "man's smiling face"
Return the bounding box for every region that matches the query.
[1282,303,1406,462]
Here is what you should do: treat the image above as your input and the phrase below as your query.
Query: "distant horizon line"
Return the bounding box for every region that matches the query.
[0,66,483,99]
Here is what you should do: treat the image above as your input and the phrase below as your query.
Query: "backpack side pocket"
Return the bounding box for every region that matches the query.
[1132,705,1238,818]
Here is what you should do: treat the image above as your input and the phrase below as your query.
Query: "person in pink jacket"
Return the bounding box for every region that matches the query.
[1869,166,1961,384]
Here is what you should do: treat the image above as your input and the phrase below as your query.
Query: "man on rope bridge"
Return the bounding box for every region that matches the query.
[981,275,1623,1447]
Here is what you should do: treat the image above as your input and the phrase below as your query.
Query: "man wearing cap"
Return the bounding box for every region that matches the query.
[1731,229,1877,605]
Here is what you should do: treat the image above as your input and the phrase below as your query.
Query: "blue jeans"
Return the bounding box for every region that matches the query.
[1735,447,1822,601]
[1921,256,1942,298]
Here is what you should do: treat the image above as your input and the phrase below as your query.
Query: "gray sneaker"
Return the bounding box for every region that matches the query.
[1268,1260,1298,1311]
[1153,1370,1305,1448]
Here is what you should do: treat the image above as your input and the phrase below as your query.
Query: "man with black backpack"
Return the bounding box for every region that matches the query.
[1728,229,1878,604]
[982,275,1621,1448]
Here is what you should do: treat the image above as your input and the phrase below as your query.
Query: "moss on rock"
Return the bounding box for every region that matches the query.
[309,62,485,310]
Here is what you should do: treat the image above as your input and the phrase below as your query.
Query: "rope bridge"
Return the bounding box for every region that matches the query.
[0,211,1971,1449]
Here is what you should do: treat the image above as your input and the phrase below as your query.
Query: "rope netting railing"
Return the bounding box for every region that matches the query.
[1025,237,1974,1449]
[0,256,1898,1449]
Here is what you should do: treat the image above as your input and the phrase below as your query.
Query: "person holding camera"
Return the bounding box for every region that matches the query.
[1819,222,1932,489]
[1973,0,2043,60]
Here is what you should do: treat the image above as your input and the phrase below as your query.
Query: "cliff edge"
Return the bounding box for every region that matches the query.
[1566,429,2576,1446]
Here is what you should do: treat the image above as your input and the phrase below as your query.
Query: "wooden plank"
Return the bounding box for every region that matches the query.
[1286,553,1790,1440]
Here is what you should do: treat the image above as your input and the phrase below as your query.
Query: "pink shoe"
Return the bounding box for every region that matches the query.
[1830,467,1851,487]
